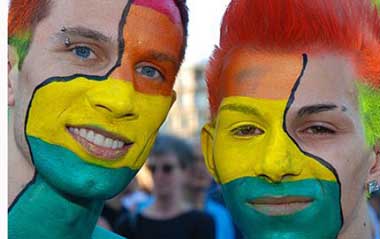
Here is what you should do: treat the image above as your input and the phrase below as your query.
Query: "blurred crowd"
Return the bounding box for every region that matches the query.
[97,133,380,239]
[97,134,240,239]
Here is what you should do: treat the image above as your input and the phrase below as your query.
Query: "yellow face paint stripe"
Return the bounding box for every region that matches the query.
[214,96,337,184]
[26,77,173,169]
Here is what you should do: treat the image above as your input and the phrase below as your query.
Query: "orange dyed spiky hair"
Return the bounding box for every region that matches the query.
[206,0,380,118]
[8,0,50,37]
[8,0,51,68]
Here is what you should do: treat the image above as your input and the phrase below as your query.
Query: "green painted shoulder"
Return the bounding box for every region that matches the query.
[92,226,126,239]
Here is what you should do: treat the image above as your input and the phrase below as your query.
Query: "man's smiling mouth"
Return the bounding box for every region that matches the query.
[67,126,134,160]
[248,196,314,216]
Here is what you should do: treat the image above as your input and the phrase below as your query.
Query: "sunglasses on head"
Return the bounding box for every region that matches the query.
[147,164,177,174]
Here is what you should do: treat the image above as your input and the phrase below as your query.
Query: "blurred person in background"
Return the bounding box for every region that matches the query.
[120,167,153,213]
[185,142,235,239]
[116,134,215,239]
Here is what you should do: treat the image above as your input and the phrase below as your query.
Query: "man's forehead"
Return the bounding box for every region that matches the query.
[221,50,303,100]
[221,49,357,103]
[133,0,181,25]
[47,0,128,39]
[44,0,181,42]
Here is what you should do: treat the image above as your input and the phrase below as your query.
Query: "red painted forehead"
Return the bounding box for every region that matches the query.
[133,0,181,24]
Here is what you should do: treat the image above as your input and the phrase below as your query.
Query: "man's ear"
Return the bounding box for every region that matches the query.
[201,122,220,183]
[367,141,380,184]
[8,45,19,107]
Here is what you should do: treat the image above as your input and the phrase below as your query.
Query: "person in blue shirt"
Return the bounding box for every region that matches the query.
[184,143,236,239]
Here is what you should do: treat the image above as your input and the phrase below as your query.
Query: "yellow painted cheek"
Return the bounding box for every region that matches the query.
[213,97,337,184]
[27,78,173,169]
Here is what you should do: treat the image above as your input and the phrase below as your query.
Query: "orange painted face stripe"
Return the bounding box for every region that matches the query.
[110,5,184,96]
[133,0,181,25]
[221,49,303,100]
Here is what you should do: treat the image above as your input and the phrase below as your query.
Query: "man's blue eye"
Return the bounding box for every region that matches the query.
[136,65,162,80]
[73,46,92,59]
[141,66,158,77]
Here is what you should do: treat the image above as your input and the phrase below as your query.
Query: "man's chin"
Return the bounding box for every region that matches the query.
[221,177,342,239]
[28,136,137,200]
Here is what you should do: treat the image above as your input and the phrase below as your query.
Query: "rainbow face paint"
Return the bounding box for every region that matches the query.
[22,1,183,198]
[9,0,184,238]
[201,51,376,238]
[213,96,342,238]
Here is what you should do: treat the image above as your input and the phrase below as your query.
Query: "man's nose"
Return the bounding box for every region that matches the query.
[255,131,303,183]
[86,79,137,119]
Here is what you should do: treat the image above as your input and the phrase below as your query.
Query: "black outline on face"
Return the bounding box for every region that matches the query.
[282,53,344,227]
[9,0,138,211]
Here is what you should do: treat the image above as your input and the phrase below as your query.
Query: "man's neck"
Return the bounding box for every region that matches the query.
[337,198,372,239]
[8,175,104,239]
[8,121,34,206]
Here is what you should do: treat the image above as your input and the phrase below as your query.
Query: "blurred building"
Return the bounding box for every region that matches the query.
[161,62,210,139]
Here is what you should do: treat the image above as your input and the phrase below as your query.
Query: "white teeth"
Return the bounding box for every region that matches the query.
[117,140,124,148]
[94,133,105,145]
[112,140,119,149]
[104,138,113,148]
[86,130,95,142]
[69,127,126,149]
[79,128,87,137]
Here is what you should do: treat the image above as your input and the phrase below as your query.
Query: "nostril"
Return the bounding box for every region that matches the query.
[257,174,283,184]
[124,113,135,118]
[93,103,136,119]
[95,104,112,112]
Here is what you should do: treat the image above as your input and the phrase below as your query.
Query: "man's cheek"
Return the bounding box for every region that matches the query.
[26,79,93,142]
[133,77,174,96]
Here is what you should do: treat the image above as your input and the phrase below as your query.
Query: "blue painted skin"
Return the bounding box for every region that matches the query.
[9,136,137,239]
[222,177,342,239]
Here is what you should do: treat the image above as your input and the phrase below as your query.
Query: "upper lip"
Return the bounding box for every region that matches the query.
[249,196,314,205]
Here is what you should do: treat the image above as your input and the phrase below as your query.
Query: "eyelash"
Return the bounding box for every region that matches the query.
[135,64,164,81]
[231,125,264,137]
[70,45,96,60]
[301,125,336,135]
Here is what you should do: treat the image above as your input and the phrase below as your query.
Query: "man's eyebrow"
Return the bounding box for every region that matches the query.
[220,103,261,117]
[236,67,265,82]
[149,50,178,66]
[297,104,339,118]
[57,26,111,42]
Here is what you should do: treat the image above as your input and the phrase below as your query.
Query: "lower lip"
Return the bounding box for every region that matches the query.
[248,199,313,216]
[69,130,133,160]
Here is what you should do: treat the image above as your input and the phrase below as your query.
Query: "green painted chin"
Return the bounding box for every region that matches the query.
[221,177,342,239]
[27,136,138,200]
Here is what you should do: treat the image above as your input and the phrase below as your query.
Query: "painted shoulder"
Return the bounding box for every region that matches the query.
[92,226,126,239]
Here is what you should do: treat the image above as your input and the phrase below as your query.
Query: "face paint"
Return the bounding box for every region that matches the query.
[9,0,184,238]
[203,51,371,238]
[133,0,182,24]
[19,1,183,198]
[112,4,183,96]
[214,96,342,238]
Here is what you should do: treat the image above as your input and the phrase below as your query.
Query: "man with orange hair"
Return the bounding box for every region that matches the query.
[8,0,188,238]
[201,0,380,238]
